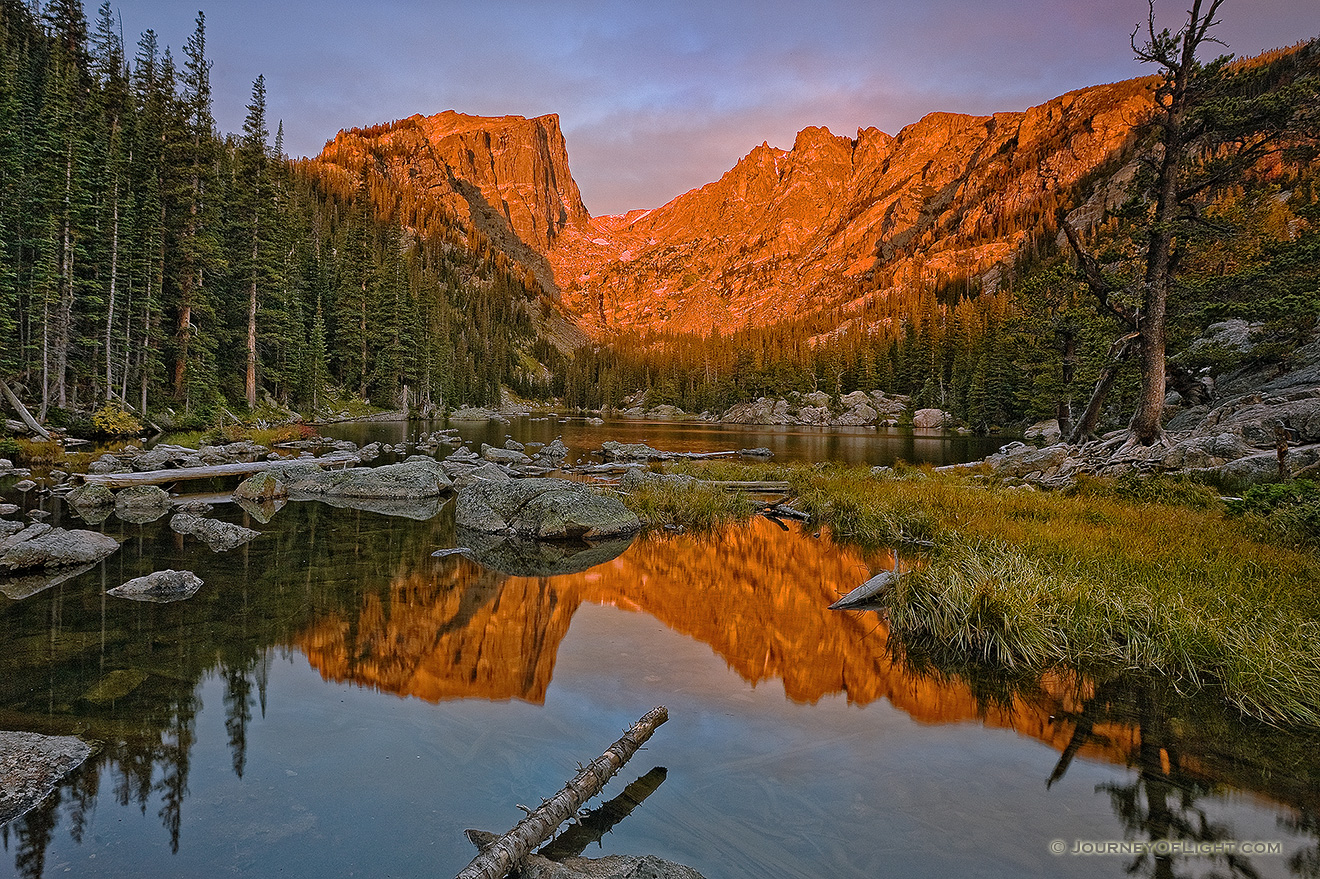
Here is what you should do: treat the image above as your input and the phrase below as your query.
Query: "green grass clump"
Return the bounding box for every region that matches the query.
[8,437,66,466]
[619,477,760,531]
[1071,471,1222,511]
[890,537,1320,724]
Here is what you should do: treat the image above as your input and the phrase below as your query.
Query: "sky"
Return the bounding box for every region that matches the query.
[99,0,1317,216]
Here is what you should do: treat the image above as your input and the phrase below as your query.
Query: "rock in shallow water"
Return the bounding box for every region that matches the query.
[0,731,92,825]
[0,524,119,572]
[456,478,641,539]
[169,514,260,552]
[108,569,204,603]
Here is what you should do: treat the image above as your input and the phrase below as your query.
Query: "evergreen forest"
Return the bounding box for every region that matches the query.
[0,0,546,433]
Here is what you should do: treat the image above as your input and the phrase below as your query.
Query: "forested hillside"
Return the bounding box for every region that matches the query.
[0,0,548,433]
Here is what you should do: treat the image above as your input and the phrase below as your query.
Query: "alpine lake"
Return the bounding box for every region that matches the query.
[2,417,1318,879]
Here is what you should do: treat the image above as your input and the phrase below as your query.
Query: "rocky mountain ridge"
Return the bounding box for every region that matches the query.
[312,78,1156,336]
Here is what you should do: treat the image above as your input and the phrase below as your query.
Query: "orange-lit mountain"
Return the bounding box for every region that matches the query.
[312,80,1155,336]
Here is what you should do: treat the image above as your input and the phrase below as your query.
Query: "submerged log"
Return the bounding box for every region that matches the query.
[455,706,669,879]
[80,454,357,488]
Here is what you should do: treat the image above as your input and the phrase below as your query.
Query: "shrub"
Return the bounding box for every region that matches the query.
[1228,479,1320,548]
[91,403,144,437]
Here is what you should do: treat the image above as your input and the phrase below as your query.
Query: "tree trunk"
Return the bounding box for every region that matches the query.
[105,177,120,401]
[454,707,669,879]
[0,379,52,440]
[246,229,258,409]
[1067,333,1137,444]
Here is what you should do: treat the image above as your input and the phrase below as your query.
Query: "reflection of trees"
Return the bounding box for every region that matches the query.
[0,499,454,875]
[1284,808,1320,878]
[1038,674,1320,879]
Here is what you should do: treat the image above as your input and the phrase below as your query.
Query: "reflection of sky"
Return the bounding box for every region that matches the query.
[105,1,1316,215]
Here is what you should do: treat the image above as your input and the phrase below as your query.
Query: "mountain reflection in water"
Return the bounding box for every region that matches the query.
[2,501,1319,879]
[298,518,1137,769]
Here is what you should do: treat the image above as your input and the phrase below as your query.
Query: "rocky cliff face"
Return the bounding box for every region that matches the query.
[315,79,1155,337]
[550,79,1155,335]
[316,110,592,293]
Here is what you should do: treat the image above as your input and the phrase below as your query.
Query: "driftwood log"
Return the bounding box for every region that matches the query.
[80,454,358,488]
[455,706,669,879]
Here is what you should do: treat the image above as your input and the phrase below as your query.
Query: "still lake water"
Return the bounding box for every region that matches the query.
[2,420,1318,878]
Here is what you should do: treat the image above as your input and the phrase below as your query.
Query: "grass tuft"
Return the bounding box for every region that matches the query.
[619,476,761,531]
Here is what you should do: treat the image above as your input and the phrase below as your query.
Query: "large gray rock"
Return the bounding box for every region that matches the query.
[796,405,831,425]
[983,443,1074,479]
[532,439,570,469]
[912,408,951,429]
[721,397,792,425]
[0,732,92,825]
[0,524,119,572]
[600,442,667,462]
[195,441,267,465]
[86,453,129,474]
[481,444,532,466]
[0,520,24,539]
[65,482,114,510]
[170,514,260,552]
[619,469,698,492]
[1190,388,1320,447]
[1161,432,1254,469]
[443,460,514,486]
[1207,443,1320,485]
[449,406,500,422]
[108,569,204,603]
[832,403,878,426]
[233,471,288,502]
[113,485,172,517]
[1024,419,1063,445]
[130,443,206,471]
[275,458,452,499]
[456,478,641,539]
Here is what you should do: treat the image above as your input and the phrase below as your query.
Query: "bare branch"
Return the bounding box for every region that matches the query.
[1058,215,1140,330]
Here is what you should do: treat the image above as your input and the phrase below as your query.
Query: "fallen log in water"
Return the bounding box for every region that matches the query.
[536,766,668,861]
[455,706,669,879]
[80,454,358,488]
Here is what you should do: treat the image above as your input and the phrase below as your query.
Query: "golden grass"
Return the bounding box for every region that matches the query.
[780,465,1320,724]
